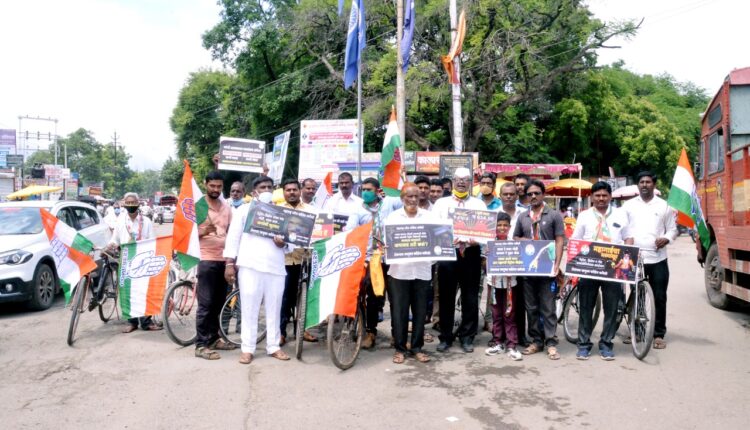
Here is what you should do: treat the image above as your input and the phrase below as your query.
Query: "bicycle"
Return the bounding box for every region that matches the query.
[219,282,266,347]
[615,258,656,360]
[161,258,198,346]
[294,257,312,360]
[326,281,366,370]
[67,249,120,346]
[557,276,602,344]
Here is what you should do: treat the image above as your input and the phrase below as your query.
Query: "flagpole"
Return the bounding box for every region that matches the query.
[357,59,363,189]
[396,0,406,152]
[449,1,463,154]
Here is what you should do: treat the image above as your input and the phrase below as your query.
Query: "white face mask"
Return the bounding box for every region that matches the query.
[257,192,273,204]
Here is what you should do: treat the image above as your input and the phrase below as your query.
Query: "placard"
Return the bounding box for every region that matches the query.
[439,154,474,178]
[312,212,334,242]
[566,239,640,284]
[448,207,496,243]
[486,240,556,277]
[218,136,265,173]
[384,220,456,263]
[333,213,350,234]
[244,202,317,247]
[267,131,290,183]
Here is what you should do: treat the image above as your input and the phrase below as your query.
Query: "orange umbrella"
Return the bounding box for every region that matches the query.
[546,178,593,197]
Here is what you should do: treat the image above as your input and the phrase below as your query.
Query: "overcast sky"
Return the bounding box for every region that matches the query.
[0,0,748,171]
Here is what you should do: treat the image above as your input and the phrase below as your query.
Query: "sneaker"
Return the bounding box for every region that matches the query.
[599,348,615,361]
[506,348,523,361]
[485,344,505,356]
[436,342,451,353]
[576,348,591,360]
[461,340,474,353]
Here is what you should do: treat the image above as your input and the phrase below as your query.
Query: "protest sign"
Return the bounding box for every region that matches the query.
[565,239,640,284]
[312,212,334,242]
[384,220,456,263]
[244,202,317,247]
[267,131,290,183]
[486,240,556,276]
[448,207,496,243]
[218,136,265,173]
[332,213,350,234]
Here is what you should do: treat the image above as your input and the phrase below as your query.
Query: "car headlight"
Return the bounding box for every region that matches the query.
[0,250,33,265]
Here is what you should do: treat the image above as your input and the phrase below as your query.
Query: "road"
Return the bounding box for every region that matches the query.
[1,231,749,429]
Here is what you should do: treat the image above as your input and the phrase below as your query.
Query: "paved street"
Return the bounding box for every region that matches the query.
[1,233,748,429]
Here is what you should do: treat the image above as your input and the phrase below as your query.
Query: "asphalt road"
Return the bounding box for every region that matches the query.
[1,231,748,429]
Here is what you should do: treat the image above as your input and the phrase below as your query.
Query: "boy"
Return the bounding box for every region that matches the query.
[485,212,523,361]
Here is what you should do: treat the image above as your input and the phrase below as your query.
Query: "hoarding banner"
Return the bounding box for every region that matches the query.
[298,119,359,181]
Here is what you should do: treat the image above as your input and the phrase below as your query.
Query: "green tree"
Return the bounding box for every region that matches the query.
[126,169,162,198]
[160,157,184,194]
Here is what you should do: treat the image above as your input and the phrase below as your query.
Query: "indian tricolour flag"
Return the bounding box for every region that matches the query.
[305,222,372,329]
[172,160,207,270]
[379,107,404,197]
[119,236,173,319]
[39,209,97,303]
[313,171,333,210]
[667,148,710,250]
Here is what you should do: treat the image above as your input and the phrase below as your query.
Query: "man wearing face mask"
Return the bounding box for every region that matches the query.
[108,192,158,333]
[478,172,501,210]
[344,177,403,349]
[440,177,453,197]
[323,172,362,215]
[224,176,292,364]
[229,181,246,213]
[301,178,317,205]
[103,201,122,231]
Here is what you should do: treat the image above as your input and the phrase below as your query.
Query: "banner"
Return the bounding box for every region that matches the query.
[267,131,290,183]
[565,239,640,284]
[449,207,496,243]
[439,154,473,179]
[486,240,556,277]
[244,202,317,247]
[384,220,456,263]
[298,119,359,181]
[218,136,265,173]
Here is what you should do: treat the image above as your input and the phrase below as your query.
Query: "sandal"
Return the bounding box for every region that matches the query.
[547,346,560,360]
[195,347,220,360]
[122,324,138,334]
[303,331,319,342]
[522,344,541,355]
[239,352,253,364]
[653,337,667,349]
[414,352,431,363]
[144,324,163,331]
[210,338,237,350]
[393,352,406,364]
[270,350,290,361]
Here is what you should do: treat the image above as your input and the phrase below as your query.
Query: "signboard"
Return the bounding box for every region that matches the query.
[218,136,265,173]
[403,151,416,172]
[565,239,640,284]
[598,176,627,191]
[415,151,479,174]
[88,186,103,196]
[448,207,497,243]
[65,179,78,200]
[6,154,23,167]
[267,131,290,183]
[384,220,456,263]
[0,129,16,157]
[0,151,7,168]
[439,154,474,178]
[486,240,556,276]
[244,201,317,247]
[61,168,71,179]
[298,119,359,182]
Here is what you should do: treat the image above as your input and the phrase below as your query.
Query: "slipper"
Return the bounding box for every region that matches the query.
[653,337,667,349]
[239,352,253,364]
[414,352,431,363]
[547,346,560,360]
[393,352,405,364]
[522,344,541,355]
[270,350,290,361]
[144,324,163,331]
[210,338,237,350]
[122,325,138,334]
[195,347,220,360]
[303,331,318,342]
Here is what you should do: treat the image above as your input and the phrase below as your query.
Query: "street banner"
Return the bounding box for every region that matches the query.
[565,239,640,284]
[486,240,556,277]
[448,207,496,243]
[244,201,317,247]
[312,213,335,242]
[440,154,473,178]
[384,220,456,263]
[333,213,350,234]
[298,119,359,181]
[218,136,265,173]
[415,151,478,174]
[267,131,290,183]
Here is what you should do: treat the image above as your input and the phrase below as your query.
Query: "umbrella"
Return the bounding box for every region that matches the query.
[545,178,593,197]
[7,185,64,200]
[612,184,661,199]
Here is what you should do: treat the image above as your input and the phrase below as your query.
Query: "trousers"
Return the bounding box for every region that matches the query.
[644,259,670,338]
[523,276,558,348]
[388,277,431,353]
[280,264,302,338]
[195,260,229,348]
[490,286,519,349]
[362,262,387,334]
[577,279,621,351]
[437,246,482,344]
[238,267,285,355]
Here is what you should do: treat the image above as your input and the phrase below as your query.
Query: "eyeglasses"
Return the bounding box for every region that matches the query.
[527,191,543,196]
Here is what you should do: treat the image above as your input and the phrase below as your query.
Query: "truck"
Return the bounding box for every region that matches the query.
[696,67,750,308]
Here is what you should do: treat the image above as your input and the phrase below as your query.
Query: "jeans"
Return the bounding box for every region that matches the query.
[523,276,558,348]
[577,279,621,351]
[514,277,528,345]
[388,277,431,353]
[280,264,302,338]
[490,286,519,349]
[437,246,482,345]
[644,259,670,338]
[195,261,229,348]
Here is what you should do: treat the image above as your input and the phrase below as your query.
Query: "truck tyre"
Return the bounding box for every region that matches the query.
[704,244,731,309]
[29,263,56,311]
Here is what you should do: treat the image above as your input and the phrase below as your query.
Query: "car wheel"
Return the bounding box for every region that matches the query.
[29,263,56,310]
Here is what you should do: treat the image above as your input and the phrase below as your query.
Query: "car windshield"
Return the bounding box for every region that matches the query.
[0,207,45,235]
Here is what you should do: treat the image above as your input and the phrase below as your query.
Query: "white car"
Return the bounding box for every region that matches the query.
[0,201,111,310]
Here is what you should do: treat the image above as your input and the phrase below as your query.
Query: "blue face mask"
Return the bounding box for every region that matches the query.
[230,198,243,208]
[114,208,121,215]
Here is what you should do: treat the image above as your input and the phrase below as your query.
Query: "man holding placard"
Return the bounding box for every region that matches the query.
[570,181,633,361]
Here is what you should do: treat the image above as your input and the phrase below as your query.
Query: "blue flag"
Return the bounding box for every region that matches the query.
[343,0,366,89]
[400,0,415,73]
[338,0,344,15]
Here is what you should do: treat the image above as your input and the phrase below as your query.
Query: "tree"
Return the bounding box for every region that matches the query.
[126,169,162,198]
[160,157,184,194]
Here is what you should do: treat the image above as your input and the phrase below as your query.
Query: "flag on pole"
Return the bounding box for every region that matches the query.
[39,209,97,303]
[379,107,404,197]
[305,222,372,329]
[667,148,710,250]
[441,9,466,84]
[338,0,344,15]
[172,160,207,270]
[343,0,366,89]
[313,171,334,210]
[118,236,173,319]
[400,0,415,73]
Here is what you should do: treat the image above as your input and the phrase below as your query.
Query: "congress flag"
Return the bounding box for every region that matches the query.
[667,148,710,250]
[313,171,334,210]
[172,160,207,270]
[379,108,404,197]
[118,236,173,319]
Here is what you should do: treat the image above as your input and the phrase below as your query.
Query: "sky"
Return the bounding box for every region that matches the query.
[1,0,749,171]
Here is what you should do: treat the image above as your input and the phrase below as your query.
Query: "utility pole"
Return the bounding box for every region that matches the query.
[396,0,406,156]
[111,131,119,198]
[448,1,463,153]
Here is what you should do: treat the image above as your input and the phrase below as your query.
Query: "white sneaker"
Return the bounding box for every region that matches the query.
[485,344,505,356]
[506,348,523,361]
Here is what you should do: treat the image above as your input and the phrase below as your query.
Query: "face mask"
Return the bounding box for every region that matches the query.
[124,205,139,214]
[230,198,243,208]
[480,185,493,196]
[452,189,469,199]
[362,190,377,204]
[442,189,451,197]
[257,192,273,204]
[114,208,121,215]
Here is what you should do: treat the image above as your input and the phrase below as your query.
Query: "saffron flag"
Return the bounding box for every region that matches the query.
[400,0,415,73]
[343,0,366,89]
[313,171,334,210]
[305,222,372,329]
[39,209,97,303]
[667,148,710,250]
[379,108,404,197]
[441,9,466,84]
[118,236,173,319]
[172,160,207,270]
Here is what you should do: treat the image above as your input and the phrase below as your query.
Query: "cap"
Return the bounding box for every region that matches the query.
[454,167,471,178]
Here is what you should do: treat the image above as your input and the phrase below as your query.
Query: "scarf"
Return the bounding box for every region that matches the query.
[593,206,612,242]
[452,189,469,199]
[529,205,544,240]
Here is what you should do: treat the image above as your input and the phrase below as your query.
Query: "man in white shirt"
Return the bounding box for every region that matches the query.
[433,167,487,353]
[623,171,678,350]
[571,181,633,360]
[224,176,292,364]
[322,172,362,215]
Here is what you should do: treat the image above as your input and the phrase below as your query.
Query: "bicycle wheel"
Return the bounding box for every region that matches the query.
[220,290,267,347]
[67,277,89,347]
[162,281,197,346]
[562,285,581,343]
[98,263,119,323]
[295,279,308,360]
[327,304,364,370]
[629,280,655,360]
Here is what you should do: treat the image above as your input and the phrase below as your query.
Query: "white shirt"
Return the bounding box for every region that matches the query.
[384,208,436,281]
[223,202,288,276]
[103,209,123,230]
[323,191,363,216]
[571,206,631,245]
[498,205,526,240]
[108,213,154,246]
[623,196,678,264]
